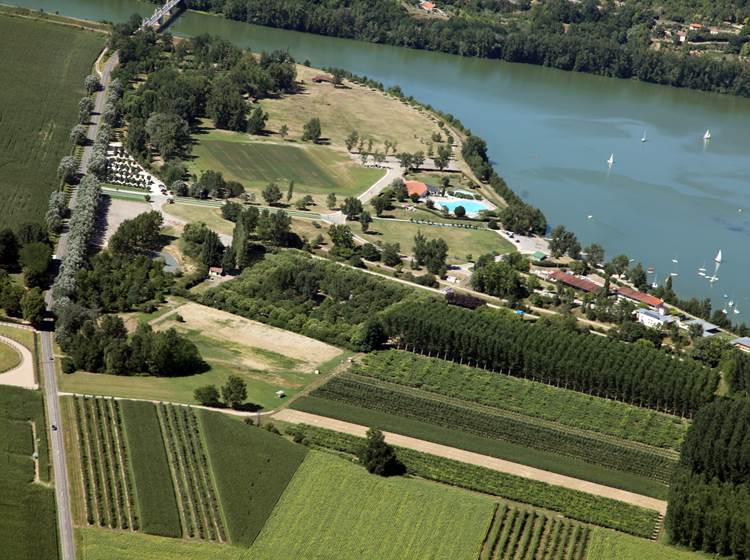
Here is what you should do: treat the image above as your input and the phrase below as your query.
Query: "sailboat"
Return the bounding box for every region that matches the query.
[715,250,722,264]
[647,266,655,274]
[672,257,679,264]
[733,308,741,315]
[607,153,614,166]
[704,129,712,140]
[641,130,647,143]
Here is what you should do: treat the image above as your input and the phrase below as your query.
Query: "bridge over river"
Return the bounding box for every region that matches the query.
[139,0,182,31]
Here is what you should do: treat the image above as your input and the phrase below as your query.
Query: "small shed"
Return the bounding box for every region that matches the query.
[530,251,547,262]
[275,390,286,398]
[312,74,333,84]
[208,267,223,277]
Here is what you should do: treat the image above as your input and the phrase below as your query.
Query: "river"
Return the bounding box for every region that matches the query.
[12,0,750,320]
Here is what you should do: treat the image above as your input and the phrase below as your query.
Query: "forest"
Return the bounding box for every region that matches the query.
[666,398,750,558]
[184,0,750,98]
[380,300,718,415]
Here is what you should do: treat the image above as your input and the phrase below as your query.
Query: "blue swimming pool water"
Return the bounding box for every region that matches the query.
[437,199,491,215]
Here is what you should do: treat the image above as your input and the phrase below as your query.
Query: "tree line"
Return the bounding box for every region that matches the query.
[666,398,750,559]
[187,0,750,98]
[379,300,719,415]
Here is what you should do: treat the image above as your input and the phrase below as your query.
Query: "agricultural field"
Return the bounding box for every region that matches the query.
[0,386,57,560]
[296,377,672,499]
[77,528,252,560]
[286,423,659,538]
[481,504,591,560]
[72,396,137,530]
[157,403,226,542]
[0,339,21,372]
[189,133,383,207]
[257,63,444,153]
[353,351,688,450]
[585,529,714,560]
[0,14,103,228]
[120,400,182,538]
[198,410,307,547]
[361,219,514,264]
[59,302,345,409]
[163,204,236,237]
[250,451,495,560]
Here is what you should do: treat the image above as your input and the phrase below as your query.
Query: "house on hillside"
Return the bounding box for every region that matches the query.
[420,1,435,12]
[208,267,223,278]
[730,337,750,353]
[635,308,677,329]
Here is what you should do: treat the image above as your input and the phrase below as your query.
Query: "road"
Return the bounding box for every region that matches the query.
[40,330,76,560]
[274,408,668,514]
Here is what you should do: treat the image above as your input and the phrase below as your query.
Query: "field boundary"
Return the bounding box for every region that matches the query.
[274,408,668,514]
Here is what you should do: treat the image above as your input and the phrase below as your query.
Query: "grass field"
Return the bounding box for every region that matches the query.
[163,204,235,237]
[77,528,252,560]
[198,410,308,547]
[362,219,515,264]
[189,134,383,207]
[258,64,443,153]
[250,451,494,560]
[354,351,688,450]
[60,302,344,409]
[0,386,57,560]
[120,400,181,538]
[292,395,668,499]
[0,339,21,372]
[586,529,713,559]
[0,324,36,352]
[0,14,103,228]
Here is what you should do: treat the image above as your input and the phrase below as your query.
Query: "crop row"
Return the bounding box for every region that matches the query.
[159,404,226,542]
[312,374,675,483]
[286,423,659,538]
[158,404,196,538]
[111,400,138,530]
[74,397,135,529]
[482,504,590,559]
[353,350,688,451]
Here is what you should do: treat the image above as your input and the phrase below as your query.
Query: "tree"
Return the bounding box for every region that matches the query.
[109,211,163,255]
[58,156,78,183]
[357,428,403,476]
[286,180,295,202]
[194,385,221,407]
[331,68,345,86]
[454,205,466,218]
[0,229,19,269]
[361,243,380,261]
[396,152,413,170]
[78,96,94,124]
[207,76,247,131]
[221,375,247,409]
[70,124,88,146]
[471,260,525,301]
[246,106,268,134]
[84,74,101,94]
[87,151,108,180]
[433,144,452,171]
[326,192,337,210]
[262,183,283,205]
[413,231,448,275]
[328,225,354,249]
[345,130,359,152]
[341,197,364,220]
[382,243,401,267]
[21,288,45,326]
[371,195,389,217]
[256,210,292,245]
[628,263,648,290]
[200,230,224,267]
[145,113,191,159]
[302,117,322,143]
[360,210,372,232]
[549,225,580,259]
[411,151,425,170]
[609,254,631,276]
[583,243,605,266]
[19,242,51,288]
[279,124,289,140]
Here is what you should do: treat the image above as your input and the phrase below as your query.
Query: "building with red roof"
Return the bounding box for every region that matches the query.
[549,271,601,293]
[405,180,429,198]
[616,287,663,308]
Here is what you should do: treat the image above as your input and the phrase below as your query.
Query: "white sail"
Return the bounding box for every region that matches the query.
[641,130,647,142]
[715,250,722,263]
[704,129,711,140]
[607,153,614,166]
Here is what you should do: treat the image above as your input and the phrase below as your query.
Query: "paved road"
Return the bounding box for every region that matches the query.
[274,409,668,514]
[40,330,76,560]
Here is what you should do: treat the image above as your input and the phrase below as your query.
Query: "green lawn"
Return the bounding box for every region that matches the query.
[250,451,495,560]
[120,400,181,538]
[77,528,253,560]
[163,203,235,237]
[0,339,21,373]
[291,396,668,499]
[586,529,716,560]
[0,325,36,352]
[0,386,57,560]
[190,135,383,206]
[362,219,514,264]
[0,14,103,228]
[198,410,308,547]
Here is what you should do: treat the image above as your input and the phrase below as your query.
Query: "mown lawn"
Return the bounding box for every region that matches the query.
[77,528,253,560]
[198,410,307,547]
[0,14,103,228]
[291,396,669,500]
[0,339,21,372]
[0,386,57,560]
[0,325,36,352]
[189,136,383,207]
[120,400,181,538]
[586,529,715,559]
[250,451,495,560]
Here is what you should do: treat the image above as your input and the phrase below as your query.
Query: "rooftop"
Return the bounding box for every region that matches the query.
[405,180,429,197]
[681,318,721,336]
[637,309,677,323]
[550,271,600,293]
[616,287,663,308]
[731,337,750,349]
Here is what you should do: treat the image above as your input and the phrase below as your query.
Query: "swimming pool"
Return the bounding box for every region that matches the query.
[435,199,492,216]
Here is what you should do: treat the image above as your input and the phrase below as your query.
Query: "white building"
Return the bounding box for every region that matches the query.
[635,308,677,329]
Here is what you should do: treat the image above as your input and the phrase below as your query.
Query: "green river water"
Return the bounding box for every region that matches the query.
[10,0,750,319]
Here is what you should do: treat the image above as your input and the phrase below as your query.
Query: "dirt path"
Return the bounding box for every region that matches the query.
[0,334,37,389]
[273,409,668,514]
